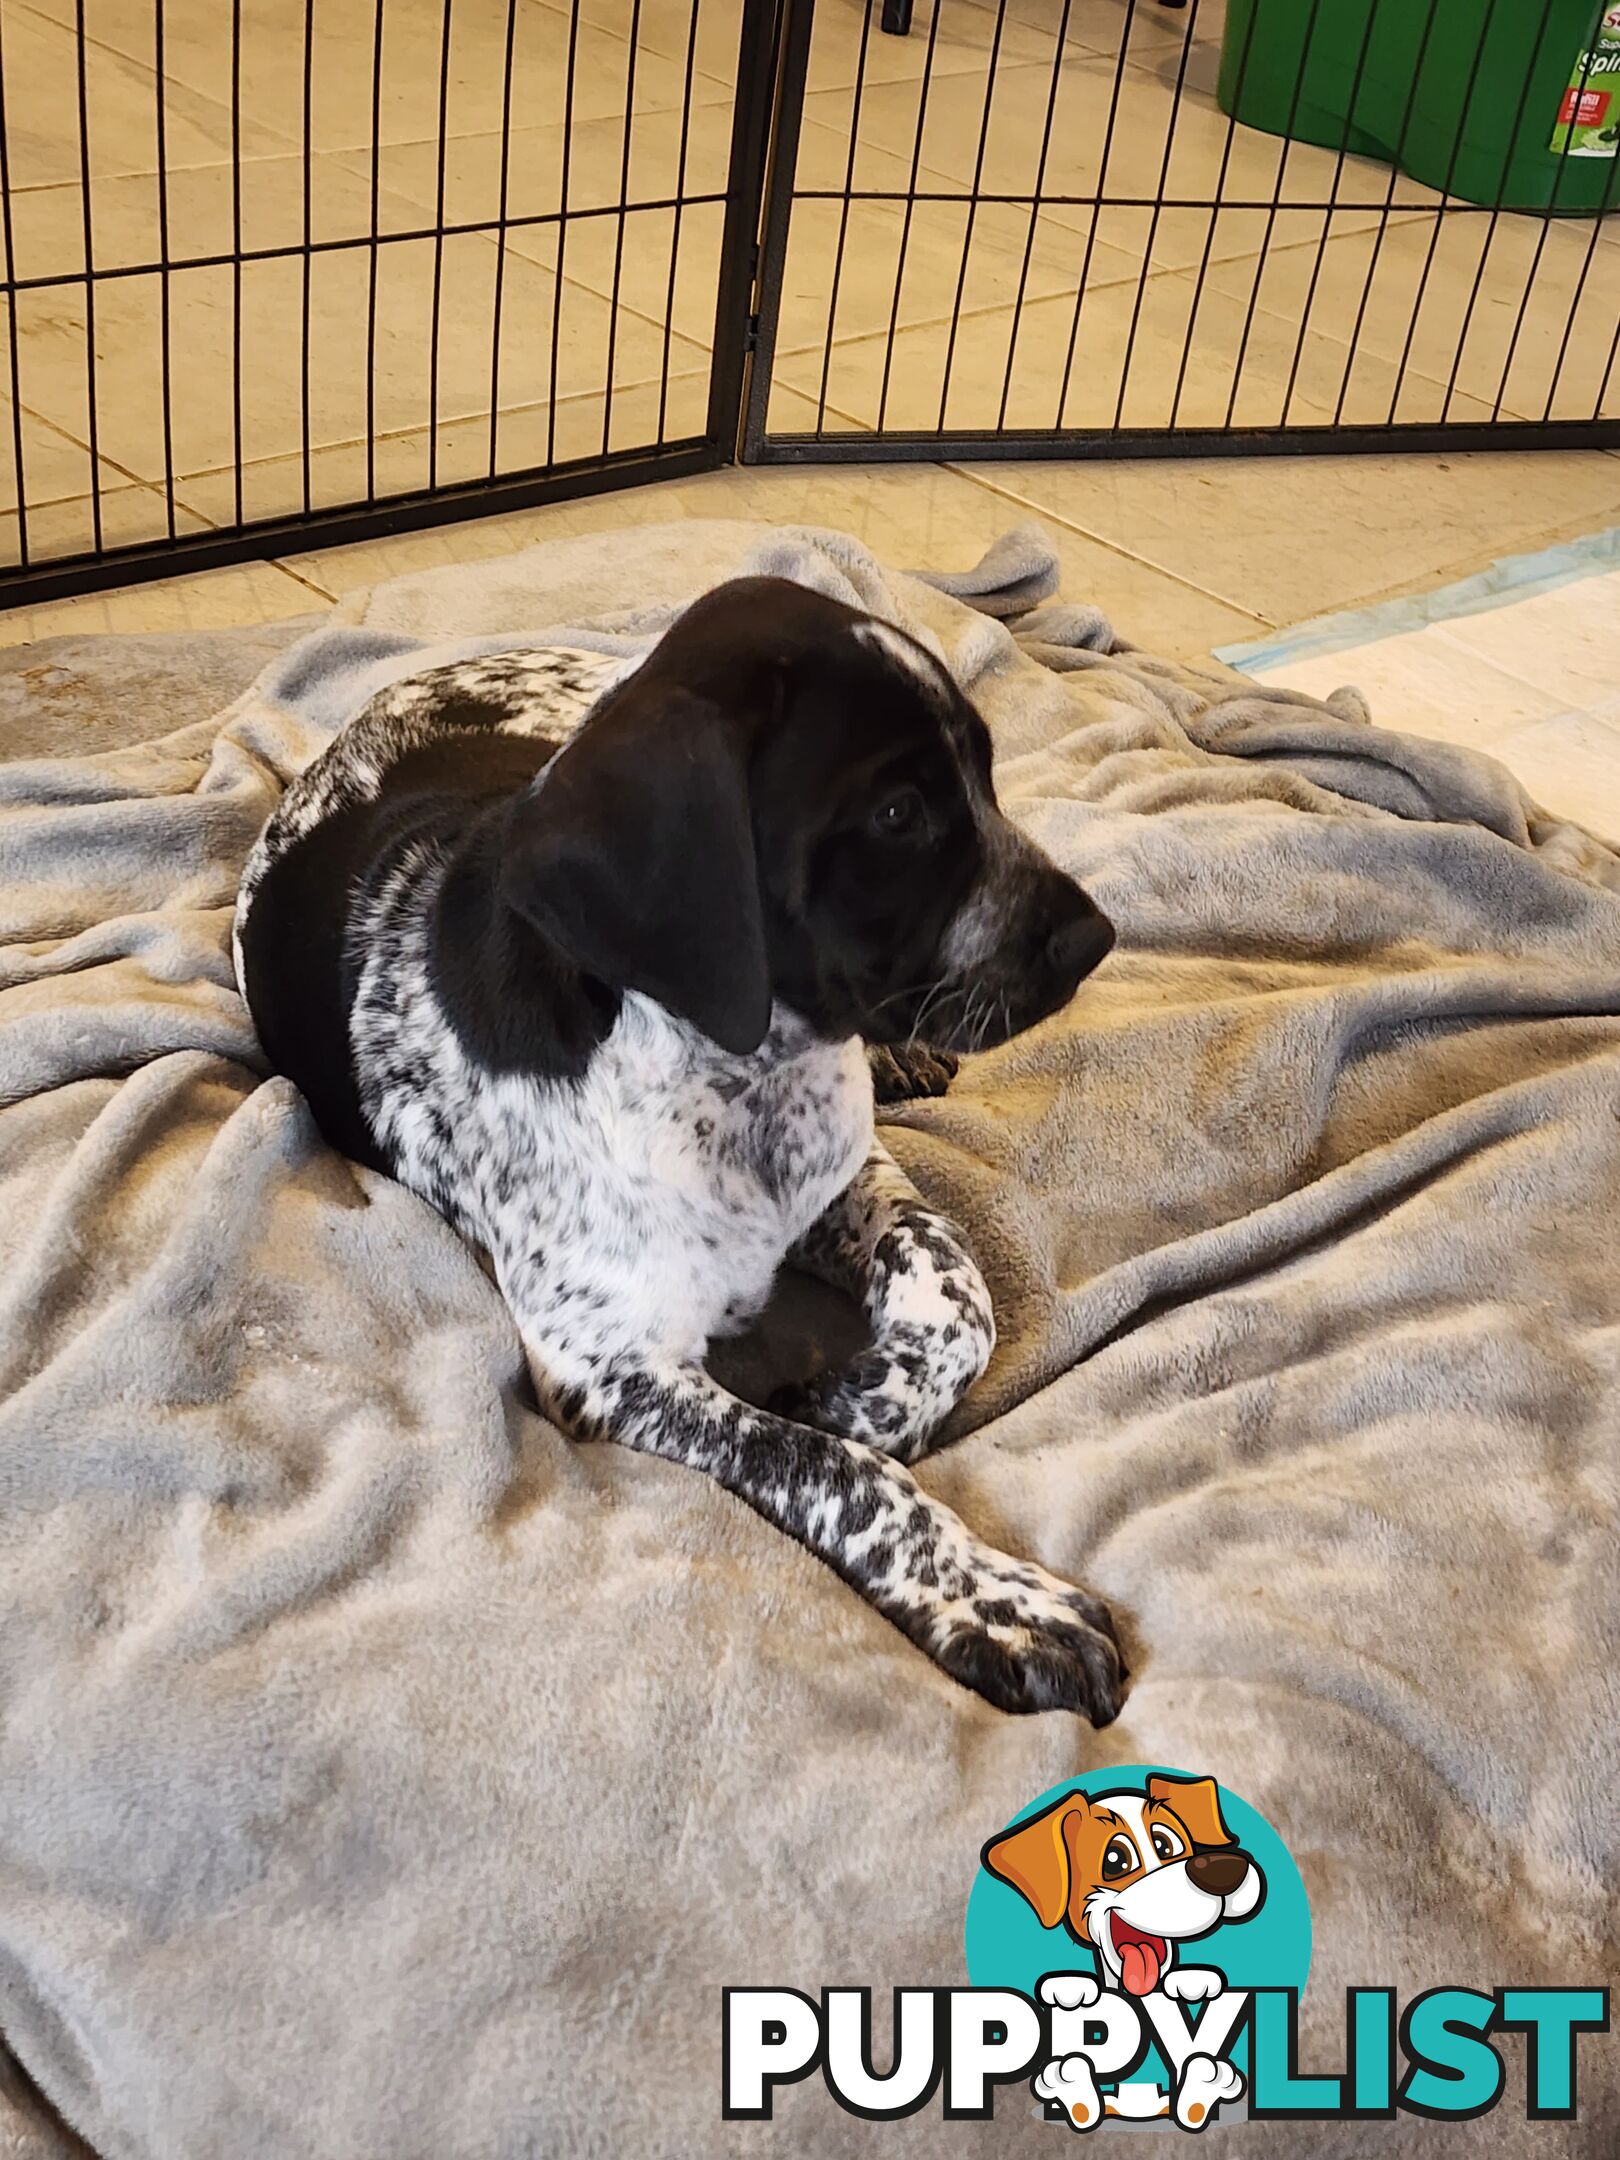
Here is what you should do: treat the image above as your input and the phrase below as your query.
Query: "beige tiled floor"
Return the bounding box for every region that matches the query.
[7,0,1620,533]
[3,0,1620,830]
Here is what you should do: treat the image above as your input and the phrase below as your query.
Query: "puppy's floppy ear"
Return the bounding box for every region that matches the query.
[982,1792,1092,1930]
[1148,1774,1234,1851]
[503,684,772,1055]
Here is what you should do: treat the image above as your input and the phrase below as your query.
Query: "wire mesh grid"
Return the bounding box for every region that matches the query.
[748,0,1620,457]
[0,0,768,602]
[4,0,1620,606]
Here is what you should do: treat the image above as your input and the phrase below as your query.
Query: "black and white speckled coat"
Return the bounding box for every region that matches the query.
[235,577,1123,1718]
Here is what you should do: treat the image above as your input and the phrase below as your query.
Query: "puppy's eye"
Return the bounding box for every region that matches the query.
[1151,1828,1185,1862]
[869,787,925,840]
[1101,1836,1138,1880]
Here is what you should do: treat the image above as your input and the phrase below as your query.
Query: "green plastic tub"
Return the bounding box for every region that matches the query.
[1218,0,1620,216]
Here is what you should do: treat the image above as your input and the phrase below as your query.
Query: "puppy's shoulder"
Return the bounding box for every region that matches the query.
[241,644,627,914]
[396,646,631,738]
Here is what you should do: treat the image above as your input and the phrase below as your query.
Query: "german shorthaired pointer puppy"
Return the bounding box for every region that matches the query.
[235,578,1121,1718]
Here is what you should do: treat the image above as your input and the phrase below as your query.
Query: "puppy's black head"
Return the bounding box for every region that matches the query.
[502,576,1112,1056]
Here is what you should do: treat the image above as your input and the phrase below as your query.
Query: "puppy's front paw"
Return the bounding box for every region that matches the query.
[868,1042,960,1104]
[1162,1968,1224,2005]
[928,1563,1125,1722]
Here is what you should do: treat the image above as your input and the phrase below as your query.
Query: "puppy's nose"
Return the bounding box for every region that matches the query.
[1044,900,1114,987]
[1187,1849,1250,1898]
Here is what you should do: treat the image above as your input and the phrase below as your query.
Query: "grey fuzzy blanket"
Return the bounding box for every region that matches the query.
[2,520,1618,2159]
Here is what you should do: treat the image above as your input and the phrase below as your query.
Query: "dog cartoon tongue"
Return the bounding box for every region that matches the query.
[1111,1918,1166,1996]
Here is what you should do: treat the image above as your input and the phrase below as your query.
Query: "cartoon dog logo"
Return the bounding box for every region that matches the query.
[982,1774,1265,2131]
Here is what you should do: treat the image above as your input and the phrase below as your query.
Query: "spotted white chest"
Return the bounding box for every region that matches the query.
[354,946,874,1366]
[552,998,876,1354]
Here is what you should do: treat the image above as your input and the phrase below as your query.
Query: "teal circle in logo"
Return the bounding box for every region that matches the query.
[965,1764,1310,1999]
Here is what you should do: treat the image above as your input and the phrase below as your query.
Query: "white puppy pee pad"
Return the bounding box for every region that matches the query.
[1217,525,1620,838]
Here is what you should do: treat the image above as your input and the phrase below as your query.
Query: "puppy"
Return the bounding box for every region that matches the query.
[234,577,1121,1717]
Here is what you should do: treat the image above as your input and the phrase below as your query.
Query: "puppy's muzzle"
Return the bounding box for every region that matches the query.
[1038,877,1115,1011]
[918,842,1114,1054]
[982,861,1113,1043]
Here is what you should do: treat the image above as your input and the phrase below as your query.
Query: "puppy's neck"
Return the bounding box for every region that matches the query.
[615,991,857,1078]
[749,1002,848,1067]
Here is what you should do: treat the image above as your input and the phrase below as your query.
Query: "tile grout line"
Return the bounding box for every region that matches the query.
[768,254,1556,427]
[7,0,738,195]
[758,215,1444,372]
[942,462,1276,626]
[268,558,338,603]
[3,399,155,496]
[523,0,735,103]
[9,364,725,506]
[7,0,303,165]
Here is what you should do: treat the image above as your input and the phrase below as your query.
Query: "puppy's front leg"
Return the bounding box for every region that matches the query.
[776,1143,994,1462]
[520,1333,1122,1723]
